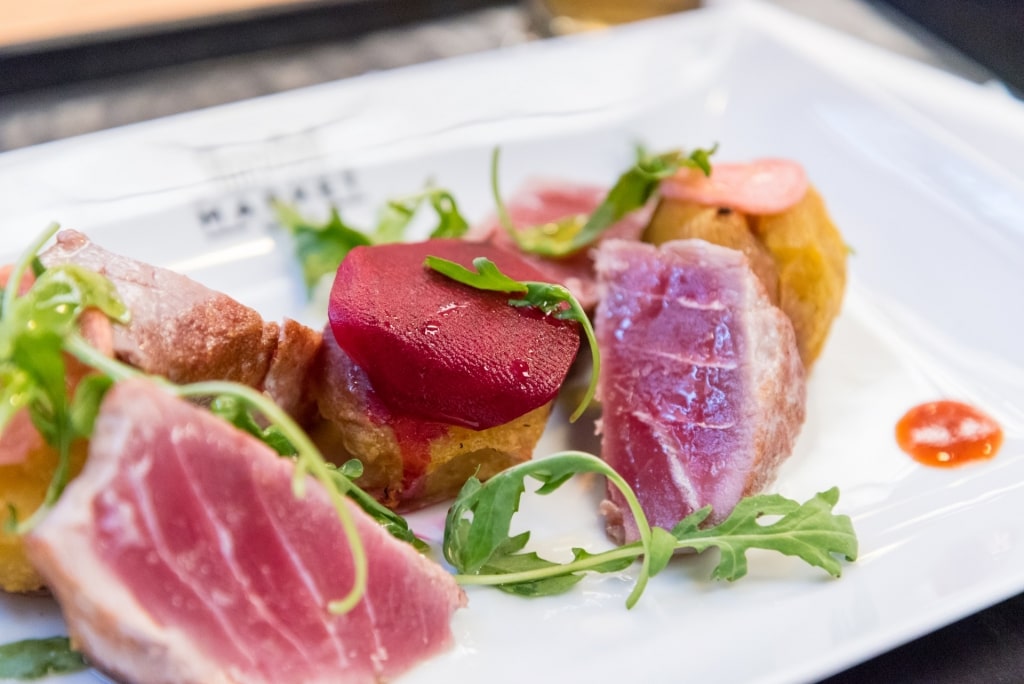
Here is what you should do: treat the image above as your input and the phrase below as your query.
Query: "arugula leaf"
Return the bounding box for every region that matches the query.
[68,373,114,438]
[3,334,65,444]
[0,637,87,679]
[425,190,470,239]
[670,487,857,580]
[491,144,718,258]
[335,458,364,480]
[445,469,526,575]
[272,202,371,294]
[445,451,665,607]
[681,143,717,176]
[0,366,34,434]
[424,256,599,422]
[0,244,131,533]
[29,257,46,279]
[275,186,469,296]
[376,189,470,242]
[444,451,857,608]
[210,395,297,456]
[479,547,585,597]
[424,254,527,294]
[324,463,430,554]
[0,264,129,372]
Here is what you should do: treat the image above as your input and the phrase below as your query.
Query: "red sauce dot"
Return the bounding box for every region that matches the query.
[895,400,1003,468]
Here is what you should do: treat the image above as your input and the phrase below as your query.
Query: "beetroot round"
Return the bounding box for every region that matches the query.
[327,239,581,430]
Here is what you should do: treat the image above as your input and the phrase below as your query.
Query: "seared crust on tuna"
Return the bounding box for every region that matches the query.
[595,239,805,544]
[39,230,320,420]
[25,379,465,684]
[40,230,275,386]
[263,319,323,425]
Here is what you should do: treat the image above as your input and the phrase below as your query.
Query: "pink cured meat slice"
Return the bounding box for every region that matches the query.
[594,239,805,544]
[472,179,652,310]
[26,379,465,684]
[660,159,808,215]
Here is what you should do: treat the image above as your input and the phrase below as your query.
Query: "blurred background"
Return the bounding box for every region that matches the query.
[1,0,1021,150]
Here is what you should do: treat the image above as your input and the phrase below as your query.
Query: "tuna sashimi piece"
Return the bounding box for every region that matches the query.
[39,230,320,422]
[25,379,465,684]
[472,180,652,309]
[328,239,579,431]
[594,239,805,544]
[263,319,324,422]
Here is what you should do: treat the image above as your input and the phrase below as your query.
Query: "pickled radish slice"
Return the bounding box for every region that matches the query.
[661,159,809,215]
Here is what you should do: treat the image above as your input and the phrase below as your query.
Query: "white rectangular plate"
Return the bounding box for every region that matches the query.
[1,3,1023,683]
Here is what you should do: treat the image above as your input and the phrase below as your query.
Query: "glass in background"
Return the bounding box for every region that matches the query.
[527,0,701,35]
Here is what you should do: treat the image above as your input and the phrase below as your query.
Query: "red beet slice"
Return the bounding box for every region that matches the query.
[327,239,581,430]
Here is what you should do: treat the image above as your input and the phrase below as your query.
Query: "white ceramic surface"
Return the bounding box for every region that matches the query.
[1,3,1023,683]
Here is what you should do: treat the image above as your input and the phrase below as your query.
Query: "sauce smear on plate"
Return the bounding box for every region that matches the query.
[896,400,1002,467]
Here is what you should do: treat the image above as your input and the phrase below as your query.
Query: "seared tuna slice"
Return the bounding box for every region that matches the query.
[39,230,320,421]
[594,239,805,544]
[26,379,465,684]
[263,318,323,422]
[472,180,651,310]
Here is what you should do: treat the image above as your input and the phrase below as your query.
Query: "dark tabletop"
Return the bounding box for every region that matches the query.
[2,1,1022,681]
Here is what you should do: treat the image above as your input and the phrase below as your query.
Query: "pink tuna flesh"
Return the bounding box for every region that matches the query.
[328,239,580,430]
[594,239,805,544]
[26,379,465,684]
